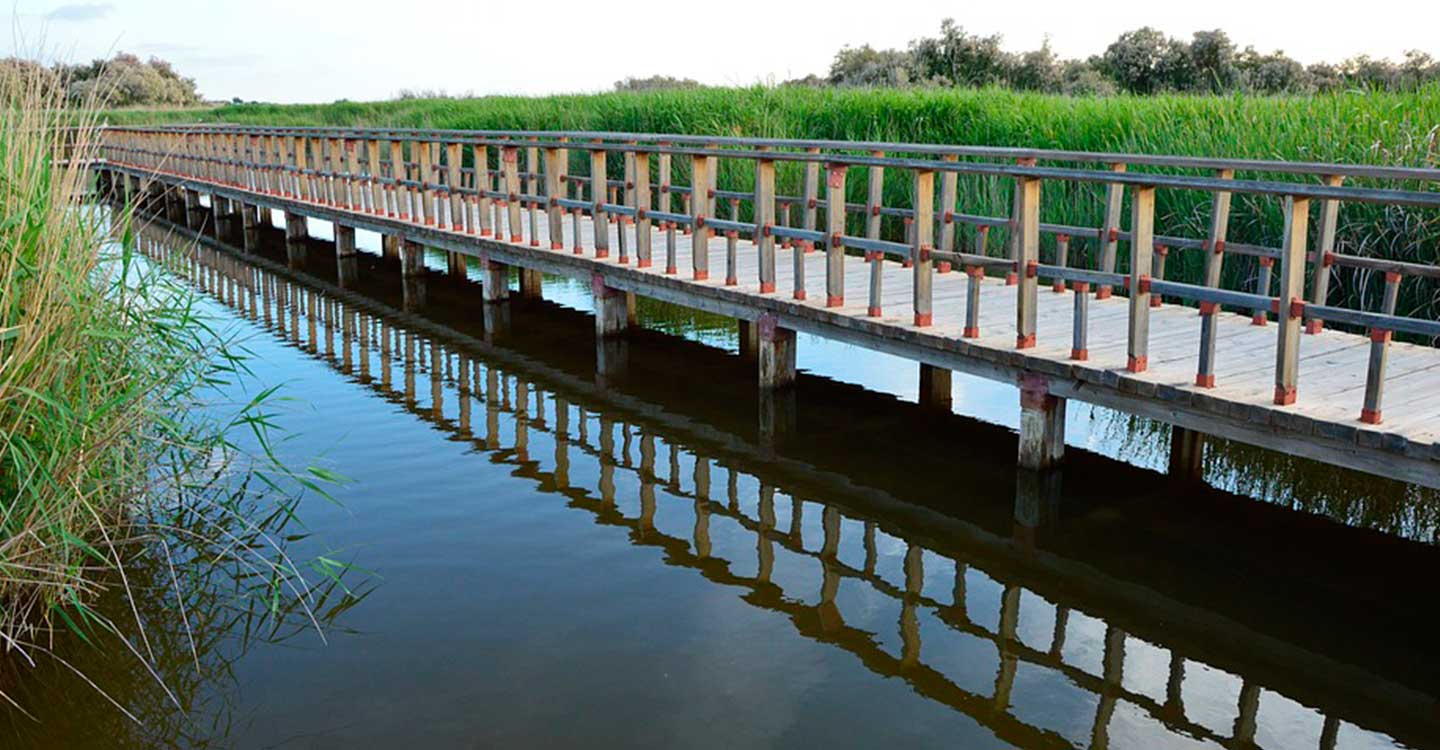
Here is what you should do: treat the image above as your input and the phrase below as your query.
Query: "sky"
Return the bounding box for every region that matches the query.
[7,0,1440,103]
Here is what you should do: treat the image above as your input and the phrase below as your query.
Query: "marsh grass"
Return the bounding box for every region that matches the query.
[0,60,360,721]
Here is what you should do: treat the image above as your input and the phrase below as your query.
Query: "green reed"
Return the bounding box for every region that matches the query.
[2,62,359,718]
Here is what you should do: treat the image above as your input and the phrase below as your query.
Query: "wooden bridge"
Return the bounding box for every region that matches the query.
[127,215,1440,749]
[95,125,1440,487]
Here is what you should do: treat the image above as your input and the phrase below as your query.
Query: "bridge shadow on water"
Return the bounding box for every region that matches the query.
[108,201,1440,749]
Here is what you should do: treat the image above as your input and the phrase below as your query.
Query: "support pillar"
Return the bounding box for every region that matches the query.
[213,195,236,238]
[519,268,544,300]
[481,257,509,302]
[593,272,629,338]
[919,364,952,413]
[284,213,308,267]
[400,240,426,311]
[593,273,630,387]
[1168,426,1205,482]
[738,319,759,361]
[335,225,356,258]
[757,312,796,390]
[239,203,259,252]
[184,189,205,230]
[382,233,400,262]
[482,300,511,343]
[1018,373,1065,470]
[757,312,797,454]
[447,251,468,279]
[336,225,359,287]
[165,188,186,223]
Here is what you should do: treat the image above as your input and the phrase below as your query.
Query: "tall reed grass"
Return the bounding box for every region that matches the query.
[1,60,355,719]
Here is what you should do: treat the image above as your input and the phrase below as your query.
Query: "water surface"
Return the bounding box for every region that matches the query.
[6,206,1438,749]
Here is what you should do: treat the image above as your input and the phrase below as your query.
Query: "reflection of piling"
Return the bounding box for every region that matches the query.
[1013,468,1063,553]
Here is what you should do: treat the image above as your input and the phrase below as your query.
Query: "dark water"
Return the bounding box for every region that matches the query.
[6,204,1440,749]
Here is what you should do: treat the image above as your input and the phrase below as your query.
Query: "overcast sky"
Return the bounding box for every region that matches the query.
[9,0,1440,103]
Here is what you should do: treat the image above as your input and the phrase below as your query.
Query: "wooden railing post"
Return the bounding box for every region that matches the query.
[526,141,541,245]
[825,164,847,307]
[446,141,463,231]
[1307,174,1343,333]
[1005,157,1037,285]
[295,135,310,202]
[755,152,776,293]
[1126,185,1156,371]
[1202,168,1234,289]
[527,140,542,248]
[802,149,821,253]
[937,155,958,273]
[326,137,340,203]
[419,139,436,226]
[725,198,740,285]
[366,139,382,215]
[633,150,652,267]
[1361,327,1390,424]
[1274,196,1312,405]
[504,144,523,243]
[391,140,408,222]
[913,169,935,327]
[1192,166,1238,382]
[344,138,360,211]
[544,146,565,250]
[865,152,885,317]
[590,145,609,258]
[691,152,711,280]
[1096,162,1127,299]
[474,143,491,236]
[1014,174,1041,347]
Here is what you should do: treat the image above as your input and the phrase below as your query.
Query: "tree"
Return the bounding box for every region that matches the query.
[62,53,201,107]
[614,75,701,92]
[1188,30,1236,92]
[1103,27,1171,94]
[1236,46,1308,93]
[1155,37,1196,91]
[1011,40,1061,92]
[828,45,915,87]
[1060,59,1116,96]
[910,20,1014,87]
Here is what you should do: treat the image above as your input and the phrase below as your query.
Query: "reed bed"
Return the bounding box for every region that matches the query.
[1,62,352,719]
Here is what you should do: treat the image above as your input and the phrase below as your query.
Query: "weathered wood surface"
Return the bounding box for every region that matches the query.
[99,161,1440,488]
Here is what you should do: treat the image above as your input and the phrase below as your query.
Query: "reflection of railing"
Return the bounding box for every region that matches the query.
[131,218,1435,750]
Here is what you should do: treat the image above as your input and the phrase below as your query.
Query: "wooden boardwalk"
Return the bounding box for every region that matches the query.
[95,125,1440,488]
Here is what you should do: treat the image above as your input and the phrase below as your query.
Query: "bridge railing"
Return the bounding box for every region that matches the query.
[99,125,1440,426]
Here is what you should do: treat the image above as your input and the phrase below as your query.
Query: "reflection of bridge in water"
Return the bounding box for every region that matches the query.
[132,211,1440,750]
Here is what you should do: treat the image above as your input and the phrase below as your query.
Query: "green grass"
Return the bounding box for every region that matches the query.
[2,61,356,717]
[105,85,1440,319]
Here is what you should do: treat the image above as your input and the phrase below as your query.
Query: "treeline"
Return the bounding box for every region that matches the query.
[811,21,1440,95]
[1,53,201,107]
